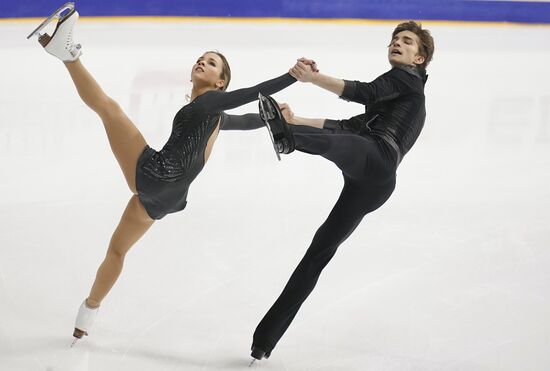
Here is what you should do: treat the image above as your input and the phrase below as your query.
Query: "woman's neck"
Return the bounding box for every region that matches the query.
[190,86,217,101]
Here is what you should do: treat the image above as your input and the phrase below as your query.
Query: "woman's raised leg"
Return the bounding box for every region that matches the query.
[65,60,147,193]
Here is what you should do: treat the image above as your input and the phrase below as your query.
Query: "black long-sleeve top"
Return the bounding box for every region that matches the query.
[220,113,264,131]
[325,65,428,163]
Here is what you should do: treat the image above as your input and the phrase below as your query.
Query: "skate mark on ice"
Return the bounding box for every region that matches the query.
[198,332,224,370]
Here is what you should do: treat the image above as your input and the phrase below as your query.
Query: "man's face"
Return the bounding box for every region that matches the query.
[388,30,426,68]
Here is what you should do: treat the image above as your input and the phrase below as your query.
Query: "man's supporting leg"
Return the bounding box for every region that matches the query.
[252,180,374,354]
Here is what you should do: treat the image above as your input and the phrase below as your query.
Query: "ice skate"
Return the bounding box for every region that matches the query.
[249,344,271,365]
[258,93,295,160]
[71,299,99,347]
[27,2,82,62]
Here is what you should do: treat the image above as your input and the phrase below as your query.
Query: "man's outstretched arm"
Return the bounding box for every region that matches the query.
[278,102,325,129]
[278,102,365,134]
[289,58,345,96]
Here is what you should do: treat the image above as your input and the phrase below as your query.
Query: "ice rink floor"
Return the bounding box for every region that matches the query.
[1,16,550,371]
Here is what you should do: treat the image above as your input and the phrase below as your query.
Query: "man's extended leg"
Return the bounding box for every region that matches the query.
[289,125,395,182]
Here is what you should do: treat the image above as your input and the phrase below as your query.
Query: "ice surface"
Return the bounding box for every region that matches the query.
[1,17,549,371]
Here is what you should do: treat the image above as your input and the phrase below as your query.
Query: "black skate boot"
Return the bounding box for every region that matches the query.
[250,344,271,360]
[258,93,295,160]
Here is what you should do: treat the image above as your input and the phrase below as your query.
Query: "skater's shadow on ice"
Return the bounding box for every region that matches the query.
[5,336,256,370]
[123,347,252,369]
[1,335,92,371]
[0,335,73,356]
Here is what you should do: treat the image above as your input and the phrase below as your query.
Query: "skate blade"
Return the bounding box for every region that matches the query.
[258,93,281,161]
[70,327,88,348]
[248,358,257,367]
[263,119,281,161]
[258,93,276,121]
[26,2,75,39]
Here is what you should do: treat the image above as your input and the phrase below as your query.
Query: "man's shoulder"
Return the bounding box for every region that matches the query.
[383,66,426,92]
[386,66,419,79]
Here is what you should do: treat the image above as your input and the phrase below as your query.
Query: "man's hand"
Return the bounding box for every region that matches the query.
[297,57,319,72]
[278,102,295,124]
[289,57,319,83]
[277,102,325,129]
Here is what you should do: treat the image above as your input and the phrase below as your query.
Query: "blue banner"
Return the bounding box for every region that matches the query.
[2,0,550,23]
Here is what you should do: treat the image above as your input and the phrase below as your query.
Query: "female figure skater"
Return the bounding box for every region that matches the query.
[251,21,435,361]
[28,5,296,344]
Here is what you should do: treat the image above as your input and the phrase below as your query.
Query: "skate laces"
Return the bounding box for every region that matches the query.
[65,28,81,57]
[57,13,81,57]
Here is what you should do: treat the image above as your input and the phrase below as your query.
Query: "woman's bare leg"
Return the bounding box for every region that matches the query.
[64,59,147,193]
[86,195,154,308]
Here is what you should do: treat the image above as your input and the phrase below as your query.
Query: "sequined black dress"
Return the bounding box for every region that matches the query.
[136,73,295,219]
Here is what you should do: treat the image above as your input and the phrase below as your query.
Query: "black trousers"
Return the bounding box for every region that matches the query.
[252,125,398,354]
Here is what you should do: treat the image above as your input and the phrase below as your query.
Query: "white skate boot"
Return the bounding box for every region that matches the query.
[27,2,82,62]
[71,299,99,347]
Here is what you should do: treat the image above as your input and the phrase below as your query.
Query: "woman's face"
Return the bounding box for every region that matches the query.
[191,52,226,91]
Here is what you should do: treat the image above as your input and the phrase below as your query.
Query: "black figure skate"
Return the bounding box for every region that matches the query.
[27,2,82,62]
[258,93,295,161]
[249,345,271,366]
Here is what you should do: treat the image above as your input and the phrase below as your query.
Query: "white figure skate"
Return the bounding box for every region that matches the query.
[27,2,82,62]
[71,300,99,347]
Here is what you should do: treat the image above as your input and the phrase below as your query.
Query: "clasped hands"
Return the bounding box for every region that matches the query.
[289,57,319,83]
[278,57,320,124]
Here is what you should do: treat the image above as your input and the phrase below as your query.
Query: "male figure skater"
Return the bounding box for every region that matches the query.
[251,21,435,361]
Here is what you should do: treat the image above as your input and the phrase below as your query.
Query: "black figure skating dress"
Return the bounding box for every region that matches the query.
[136,73,295,219]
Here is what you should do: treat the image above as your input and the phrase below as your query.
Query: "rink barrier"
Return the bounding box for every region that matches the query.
[3,16,550,28]
[1,0,550,24]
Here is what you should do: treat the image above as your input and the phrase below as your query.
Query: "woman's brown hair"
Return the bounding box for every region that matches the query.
[205,50,231,91]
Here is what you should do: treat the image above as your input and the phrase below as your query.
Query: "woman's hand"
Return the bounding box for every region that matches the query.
[298,57,319,72]
[289,57,319,82]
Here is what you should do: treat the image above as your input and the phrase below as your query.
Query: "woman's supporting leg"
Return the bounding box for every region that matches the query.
[65,60,148,193]
[86,195,154,308]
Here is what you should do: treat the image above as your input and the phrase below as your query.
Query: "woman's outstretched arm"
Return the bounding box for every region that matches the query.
[201,73,296,113]
[219,113,264,131]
